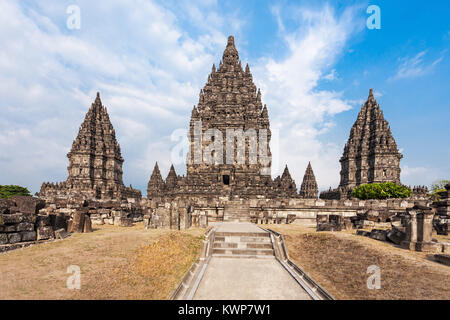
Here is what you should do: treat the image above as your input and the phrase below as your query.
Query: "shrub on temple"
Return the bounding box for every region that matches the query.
[0,185,31,198]
[351,182,411,200]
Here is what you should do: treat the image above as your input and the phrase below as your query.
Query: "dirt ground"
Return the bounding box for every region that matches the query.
[265,224,450,300]
[0,223,205,300]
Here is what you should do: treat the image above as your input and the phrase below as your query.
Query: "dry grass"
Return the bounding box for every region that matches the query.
[265,224,450,300]
[0,223,205,300]
[117,232,203,299]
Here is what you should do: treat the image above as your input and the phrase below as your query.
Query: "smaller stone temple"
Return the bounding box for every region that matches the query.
[321,89,403,199]
[39,93,141,201]
[147,162,165,199]
[299,162,319,199]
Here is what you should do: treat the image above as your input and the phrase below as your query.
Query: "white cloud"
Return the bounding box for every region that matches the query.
[0,0,234,194]
[390,50,444,81]
[252,4,363,189]
[401,165,440,188]
[323,69,338,81]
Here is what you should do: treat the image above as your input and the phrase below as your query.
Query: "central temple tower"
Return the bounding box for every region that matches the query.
[185,36,273,197]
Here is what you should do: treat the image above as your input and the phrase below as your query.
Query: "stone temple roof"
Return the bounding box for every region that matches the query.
[342,89,401,160]
[191,35,269,130]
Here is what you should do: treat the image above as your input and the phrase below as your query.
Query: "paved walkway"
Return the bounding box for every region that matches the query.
[215,222,267,233]
[192,223,311,300]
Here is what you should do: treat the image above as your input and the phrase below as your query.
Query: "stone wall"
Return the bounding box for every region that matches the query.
[140,195,428,229]
[0,196,52,252]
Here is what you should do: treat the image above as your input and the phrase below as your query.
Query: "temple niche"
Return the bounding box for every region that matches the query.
[39,93,141,201]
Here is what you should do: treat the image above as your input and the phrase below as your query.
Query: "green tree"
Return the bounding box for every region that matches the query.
[0,185,31,198]
[351,182,412,200]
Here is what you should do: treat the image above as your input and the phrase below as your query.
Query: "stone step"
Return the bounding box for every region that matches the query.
[211,254,275,260]
[212,248,274,256]
[213,242,273,249]
[214,236,271,244]
[215,232,270,238]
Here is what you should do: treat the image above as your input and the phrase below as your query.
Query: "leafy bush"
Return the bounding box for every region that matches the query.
[431,179,450,193]
[0,185,31,198]
[351,182,411,200]
[430,188,447,201]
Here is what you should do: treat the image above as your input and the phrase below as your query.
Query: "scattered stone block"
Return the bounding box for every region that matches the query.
[357,230,371,237]
[317,223,341,232]
[37,226,54,241]
[386,227,406,245]
[83,216,93,233]
[370,229,387,241]
[67,220,73,233]
[434,254,450,267]
[117,217,133,227]
[54,228,70,239]
[71,210,85,233]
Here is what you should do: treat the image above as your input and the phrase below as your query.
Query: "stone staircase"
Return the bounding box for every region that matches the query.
[223,200,251,222]
[212,231,274,259]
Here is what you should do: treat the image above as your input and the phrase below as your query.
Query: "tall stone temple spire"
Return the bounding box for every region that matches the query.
[299,162,318,199]
[39,92,141,200]
[66,92,124,189]
[147,162,165,199]
[186,35,272,197]
[339,89,402,190]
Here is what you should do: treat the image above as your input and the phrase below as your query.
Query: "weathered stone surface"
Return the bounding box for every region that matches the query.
[1,214,23,224]
[37,226,54,241]
[317,223,341,232]
[434,254,450,266]
[54,212,67,230]
[369,229,387,241]
[55,228,70,239]
[0,198,15,214]
[386,227,406,245]
[116,217,133,227]
[83,216,92,233]
[11,196,45,215]
[7,233,21,244]
[0,233,8,244]
[16,222,34,232]
[71,210,85,233]
[357,230,371,237]
[20,231,36,242]
[36,215,51,228]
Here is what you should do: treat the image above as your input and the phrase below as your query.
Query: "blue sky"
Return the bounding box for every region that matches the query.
[0,0,449,195]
